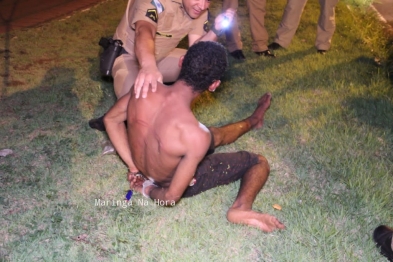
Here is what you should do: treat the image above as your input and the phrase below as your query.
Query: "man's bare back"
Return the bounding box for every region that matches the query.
[127,82,211,188]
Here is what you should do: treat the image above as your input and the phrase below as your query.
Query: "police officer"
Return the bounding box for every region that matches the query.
[268,0,339,54]
[89,0,235,130]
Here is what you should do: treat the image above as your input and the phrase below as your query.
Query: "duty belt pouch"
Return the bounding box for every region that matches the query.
[99,37,123,77]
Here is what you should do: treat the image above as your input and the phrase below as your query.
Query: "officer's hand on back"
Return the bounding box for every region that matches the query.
[134,64,163,99]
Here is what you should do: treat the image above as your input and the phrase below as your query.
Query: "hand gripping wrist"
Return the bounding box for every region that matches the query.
[142,180,157,198]
[211,23,223,37]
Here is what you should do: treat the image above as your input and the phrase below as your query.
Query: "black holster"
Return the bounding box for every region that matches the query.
[99,37,124,77]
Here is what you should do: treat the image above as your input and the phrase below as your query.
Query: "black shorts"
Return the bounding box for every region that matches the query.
[182,151,260,198]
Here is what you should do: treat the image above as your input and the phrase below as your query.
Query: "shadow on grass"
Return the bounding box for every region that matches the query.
[346,97,393,132]
[0,66,98,190]
[228,48,314,79]
[274,56,384,97]
[0,67,102,260]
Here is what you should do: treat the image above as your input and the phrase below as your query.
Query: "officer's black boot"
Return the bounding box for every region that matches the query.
[89,115,106,131]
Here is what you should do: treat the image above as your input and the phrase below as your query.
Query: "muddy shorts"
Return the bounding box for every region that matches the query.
[182,151,260,198]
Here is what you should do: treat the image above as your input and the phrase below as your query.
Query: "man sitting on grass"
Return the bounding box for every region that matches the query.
[104,41,285,232]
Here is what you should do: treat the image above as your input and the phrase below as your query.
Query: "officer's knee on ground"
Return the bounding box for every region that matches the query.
[103,114,111,130]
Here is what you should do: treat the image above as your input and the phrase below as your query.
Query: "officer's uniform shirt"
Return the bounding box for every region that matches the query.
[114,0,208,61]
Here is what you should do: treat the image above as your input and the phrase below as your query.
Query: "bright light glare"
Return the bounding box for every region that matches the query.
[221,18,230,28]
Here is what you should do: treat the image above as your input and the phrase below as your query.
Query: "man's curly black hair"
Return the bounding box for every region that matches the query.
[178,41,228,93]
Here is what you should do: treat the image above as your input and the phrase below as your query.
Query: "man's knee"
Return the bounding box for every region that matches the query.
[113,56,138,99]
[103,114,109,129]
[113,70,133,99]
[256,154,270,173]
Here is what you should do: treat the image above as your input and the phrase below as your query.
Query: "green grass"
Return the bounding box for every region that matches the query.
[1,0,393,261]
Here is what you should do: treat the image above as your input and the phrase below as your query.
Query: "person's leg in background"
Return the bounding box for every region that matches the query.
[315,0,339,54]
[247,0,275,57]
[268,0,307,50]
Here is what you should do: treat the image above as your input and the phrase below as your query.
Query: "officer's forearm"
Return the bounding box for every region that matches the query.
[135,25,157,69]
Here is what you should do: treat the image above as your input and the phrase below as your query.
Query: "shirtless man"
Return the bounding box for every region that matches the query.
[104,41,285,232]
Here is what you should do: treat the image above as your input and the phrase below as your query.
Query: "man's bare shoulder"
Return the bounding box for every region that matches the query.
[176,119,211,156]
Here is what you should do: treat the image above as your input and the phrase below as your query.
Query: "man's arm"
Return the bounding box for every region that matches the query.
[103,92,138,173]
[145,126,211,204]
[133,20,163,99]
[188,8,236,46]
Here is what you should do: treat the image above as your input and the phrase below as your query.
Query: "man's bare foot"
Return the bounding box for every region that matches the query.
[227,208,285,232]
[248,93,272,129]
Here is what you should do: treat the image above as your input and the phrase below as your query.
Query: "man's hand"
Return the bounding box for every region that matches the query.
[128,171,145,193]
[193,8,236,43]
[128,172,157,198]
[134,64,163,99]
[214,8,236,32]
